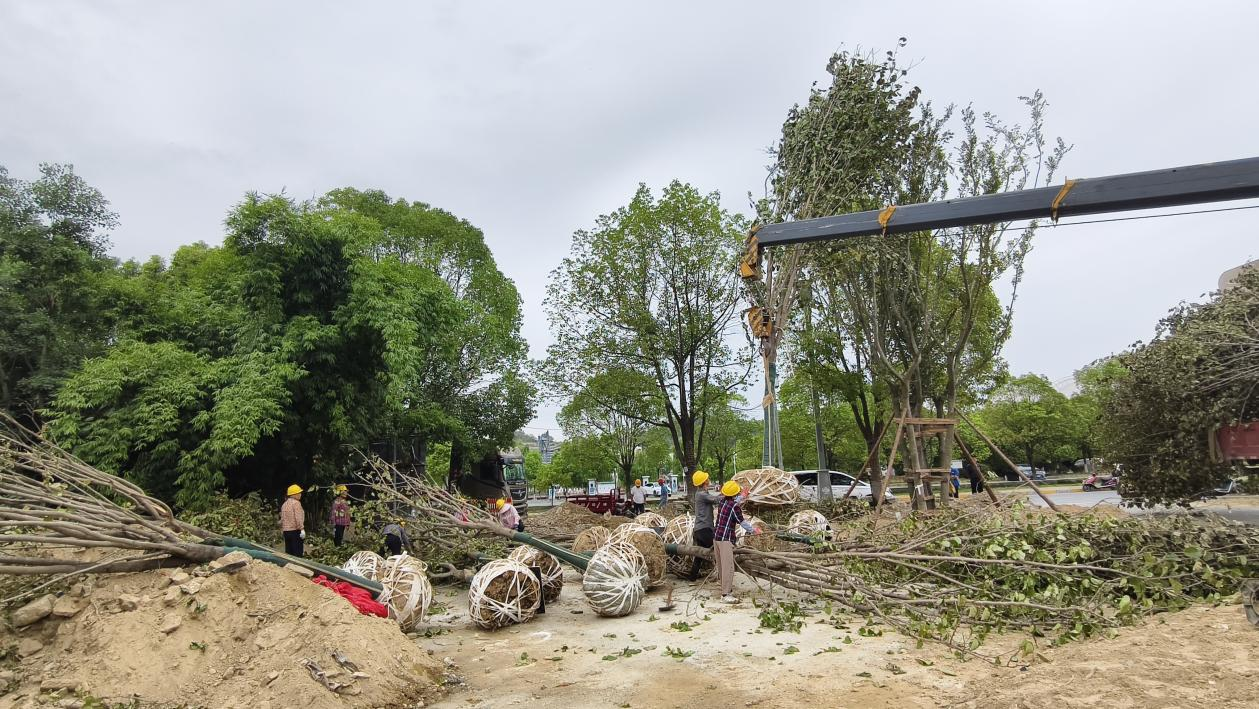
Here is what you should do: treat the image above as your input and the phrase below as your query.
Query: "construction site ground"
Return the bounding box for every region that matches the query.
[422,570,1259,709]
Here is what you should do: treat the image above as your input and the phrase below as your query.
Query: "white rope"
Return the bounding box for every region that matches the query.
[508,546,564,602]
[581,542,646,617]
[662,513,695,576]
[468,559,541,630]
[634,511,667,529]
[341,550,386,580]
[733,467,801,505]
[376,554,432,632]
[608,522,654,544]
[788,509,833,539]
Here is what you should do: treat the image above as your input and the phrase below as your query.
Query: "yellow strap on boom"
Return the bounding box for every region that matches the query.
[1050,178,1077,222]
[877,205,897,235]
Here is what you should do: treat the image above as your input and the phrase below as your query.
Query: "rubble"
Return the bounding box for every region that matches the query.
[10,594,54,627]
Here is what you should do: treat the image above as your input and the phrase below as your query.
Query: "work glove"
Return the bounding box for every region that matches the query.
[299,530,306,540]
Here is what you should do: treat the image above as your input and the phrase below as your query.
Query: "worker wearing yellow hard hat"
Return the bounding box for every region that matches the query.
[629,478,647,516]
[280,484,306,557]
[330,484,352,547]
[714,477,759,603]
[496,496,524,532]
[687,470,720,581]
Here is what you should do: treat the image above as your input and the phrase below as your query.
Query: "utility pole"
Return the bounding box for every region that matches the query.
[801,281,832,501]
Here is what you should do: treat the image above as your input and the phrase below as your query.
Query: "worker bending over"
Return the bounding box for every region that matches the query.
[497,497,524,532]
[714,480,759,603]
[279,484,306,557]
[381,519,413,556]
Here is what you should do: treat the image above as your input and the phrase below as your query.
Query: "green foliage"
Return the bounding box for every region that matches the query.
[757,601,805,633]
[977,373,1080,471]
[0,163,119,423]
[1097,271,1259,505]
[544,181,751,486]
[43,187,532,511]
[183,493,282,547]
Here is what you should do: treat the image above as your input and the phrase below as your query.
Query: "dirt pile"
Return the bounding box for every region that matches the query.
[1,558,444,708]
[528,503,622,539]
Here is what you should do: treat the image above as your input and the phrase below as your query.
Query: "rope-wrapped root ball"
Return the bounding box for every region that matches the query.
[581,541,647,617]
[376,554,433,632]
[342,550,386,580]
[732,467,800,506]
[608,523,667,587]
[787,509,833,540]
[572,525,611,554]
[661,513,696,577]
[508,545,564,603]
[735,515,775,551]
[468,559,541,630]
[634,511,667,529]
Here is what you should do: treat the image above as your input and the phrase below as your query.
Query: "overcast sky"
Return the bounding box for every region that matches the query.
[3,1,1257,438]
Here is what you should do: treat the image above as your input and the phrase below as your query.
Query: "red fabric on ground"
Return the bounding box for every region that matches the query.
[312,575,389,617]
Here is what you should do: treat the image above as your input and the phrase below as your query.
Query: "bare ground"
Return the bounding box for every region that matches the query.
[419,569,1259,709]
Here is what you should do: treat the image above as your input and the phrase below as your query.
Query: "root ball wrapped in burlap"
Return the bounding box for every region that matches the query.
[508,545,564,603]
[787,510,832,539]
[662,513,695,576]
[342,550,386,580]
[467,559,541,630]
[376,555,433,632]
[732,467,800,506]
[581,541,647,617]
[634,511,667,529]
[572,525,611,554]
[608,523,666,587]
[735,515,775,551]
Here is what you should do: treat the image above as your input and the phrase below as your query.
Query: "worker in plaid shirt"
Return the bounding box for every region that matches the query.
[713,480,759,603]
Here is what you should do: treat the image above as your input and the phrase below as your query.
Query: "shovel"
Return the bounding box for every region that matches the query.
[657,584,676,612]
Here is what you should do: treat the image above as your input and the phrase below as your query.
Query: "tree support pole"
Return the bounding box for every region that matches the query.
[957,411,1059,512]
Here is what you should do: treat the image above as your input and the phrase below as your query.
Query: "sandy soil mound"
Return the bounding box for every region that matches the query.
[1,558,444,708]
[963,603,1259,708]
[529,503,624,539]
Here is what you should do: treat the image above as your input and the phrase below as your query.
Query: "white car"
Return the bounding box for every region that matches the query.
[792,470,896,502]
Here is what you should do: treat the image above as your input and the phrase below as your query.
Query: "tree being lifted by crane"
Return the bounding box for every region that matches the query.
[740,51,1259,510]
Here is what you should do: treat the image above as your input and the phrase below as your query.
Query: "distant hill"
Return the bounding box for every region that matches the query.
[514,431,538,451]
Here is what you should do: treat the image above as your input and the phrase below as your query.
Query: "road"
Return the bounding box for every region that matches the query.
[1027,489,1259,525]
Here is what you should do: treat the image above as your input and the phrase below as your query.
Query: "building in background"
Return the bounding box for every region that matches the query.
[538,430,555,464]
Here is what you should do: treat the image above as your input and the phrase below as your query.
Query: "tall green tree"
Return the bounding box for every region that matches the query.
[978,374,1076,472]
[0,163,119,423]
[557,369,654,490]
[544,181,751,491]
[47,188,532,511]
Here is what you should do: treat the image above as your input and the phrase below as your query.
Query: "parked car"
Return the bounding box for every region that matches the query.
[1015,464,1047,482]
[792,470,896,502]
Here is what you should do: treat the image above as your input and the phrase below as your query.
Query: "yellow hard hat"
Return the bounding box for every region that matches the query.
[721,480,741,497]
[635,479,642,486]
[495,498,506,509]
[286,484,302,496]
[335,485,348,495]
[692,471,709,487]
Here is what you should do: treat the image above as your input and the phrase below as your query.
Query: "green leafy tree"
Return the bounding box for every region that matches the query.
[544,181,751,492]
[557,369,654,490]
[1097,271,1259,505]
[697,396,760,481]
[977,374,1076,472]
[0,163,119,423]
[550,435,619,490]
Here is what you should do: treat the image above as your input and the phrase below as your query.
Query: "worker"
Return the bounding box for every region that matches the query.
[496,497,524,532]
[658,477,670,510]
[965,459,984,495]
[713,480,759,603]
[329,485,351,547]
[629,479,647,516]
[280,484,306,557]
[686,471,721,582]
[381,519,413,556]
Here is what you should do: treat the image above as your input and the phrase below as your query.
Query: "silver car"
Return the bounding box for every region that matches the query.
[792,470,896,502]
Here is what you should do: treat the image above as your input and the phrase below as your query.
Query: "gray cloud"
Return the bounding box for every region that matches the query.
[3,1,1257,437]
